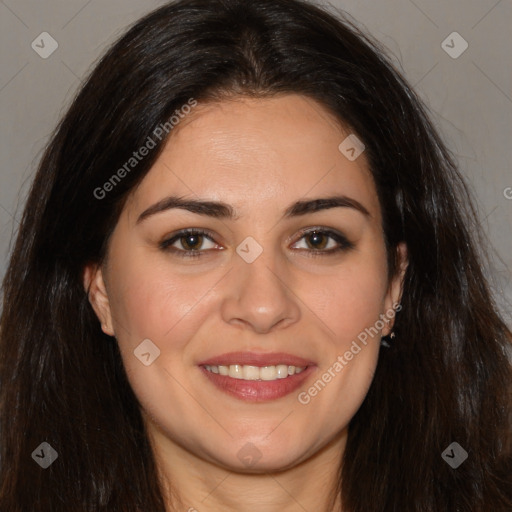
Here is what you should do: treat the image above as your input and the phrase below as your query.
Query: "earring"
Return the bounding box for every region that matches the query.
[381,331,395,348]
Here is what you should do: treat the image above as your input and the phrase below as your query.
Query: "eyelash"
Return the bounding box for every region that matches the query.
[159,227,354,259]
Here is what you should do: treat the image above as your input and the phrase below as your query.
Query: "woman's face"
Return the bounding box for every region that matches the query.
[85,94,406,472]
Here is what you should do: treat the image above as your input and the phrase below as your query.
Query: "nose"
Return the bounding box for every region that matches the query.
[220,248,301,334]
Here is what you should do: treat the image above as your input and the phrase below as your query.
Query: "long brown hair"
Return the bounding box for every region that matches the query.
[1,0,511,510]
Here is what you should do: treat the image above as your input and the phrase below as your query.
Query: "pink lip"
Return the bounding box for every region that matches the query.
[199,365,317,402]
[197,352,317,402]
[197,351,315,367]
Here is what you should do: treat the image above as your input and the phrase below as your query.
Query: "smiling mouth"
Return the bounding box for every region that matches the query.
[199,364,316,402]
[197,351,317,401]
[203,363,306,381]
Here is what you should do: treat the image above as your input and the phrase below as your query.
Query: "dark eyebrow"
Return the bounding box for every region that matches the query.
[282,196,370,219]
[136,194,370,224]
[136,196,237,224]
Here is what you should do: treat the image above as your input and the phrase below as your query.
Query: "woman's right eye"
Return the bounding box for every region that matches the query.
[160,229,220,258]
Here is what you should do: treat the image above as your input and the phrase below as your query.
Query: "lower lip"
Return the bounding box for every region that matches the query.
[199,365,316,402]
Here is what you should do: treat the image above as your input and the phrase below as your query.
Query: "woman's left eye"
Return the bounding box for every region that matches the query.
[290,228,354,255]
[159,228,353,258]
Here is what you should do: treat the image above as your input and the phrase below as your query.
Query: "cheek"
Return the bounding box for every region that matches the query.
[307,253,389,347]
[108,254,218,344]
[297,267,385,434]
[290,249,388,426]
[106,253,229,407]
[105,258,219,421]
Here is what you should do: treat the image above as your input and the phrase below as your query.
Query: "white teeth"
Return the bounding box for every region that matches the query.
[243,365,260,380]
[204,364,307,381]
[260,365,277,380]
[231,364,243,379]
[276,365,289,378]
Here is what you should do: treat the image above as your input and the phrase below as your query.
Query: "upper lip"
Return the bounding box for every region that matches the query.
[198,351,315,367]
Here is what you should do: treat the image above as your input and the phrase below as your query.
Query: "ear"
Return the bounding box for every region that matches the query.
[83,263,115,336]
[382,242,408,336]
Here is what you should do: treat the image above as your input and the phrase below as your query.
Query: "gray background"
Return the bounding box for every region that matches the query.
[0,0,511,325]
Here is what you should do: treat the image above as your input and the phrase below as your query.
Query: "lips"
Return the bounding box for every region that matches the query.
[197,351,317,402]
[197,351,315,367]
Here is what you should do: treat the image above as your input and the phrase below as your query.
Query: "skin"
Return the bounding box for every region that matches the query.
[84,94,408,512]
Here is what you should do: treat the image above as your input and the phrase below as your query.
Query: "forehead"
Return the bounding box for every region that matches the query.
[126,94,381,222]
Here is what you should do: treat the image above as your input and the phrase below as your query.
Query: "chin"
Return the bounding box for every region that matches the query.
[217,450,308,474]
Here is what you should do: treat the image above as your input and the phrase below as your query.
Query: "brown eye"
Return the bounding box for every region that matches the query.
[179,233,204,251]
[160,229,219,258]
[291,228,354,255]
[304,231,329,250]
